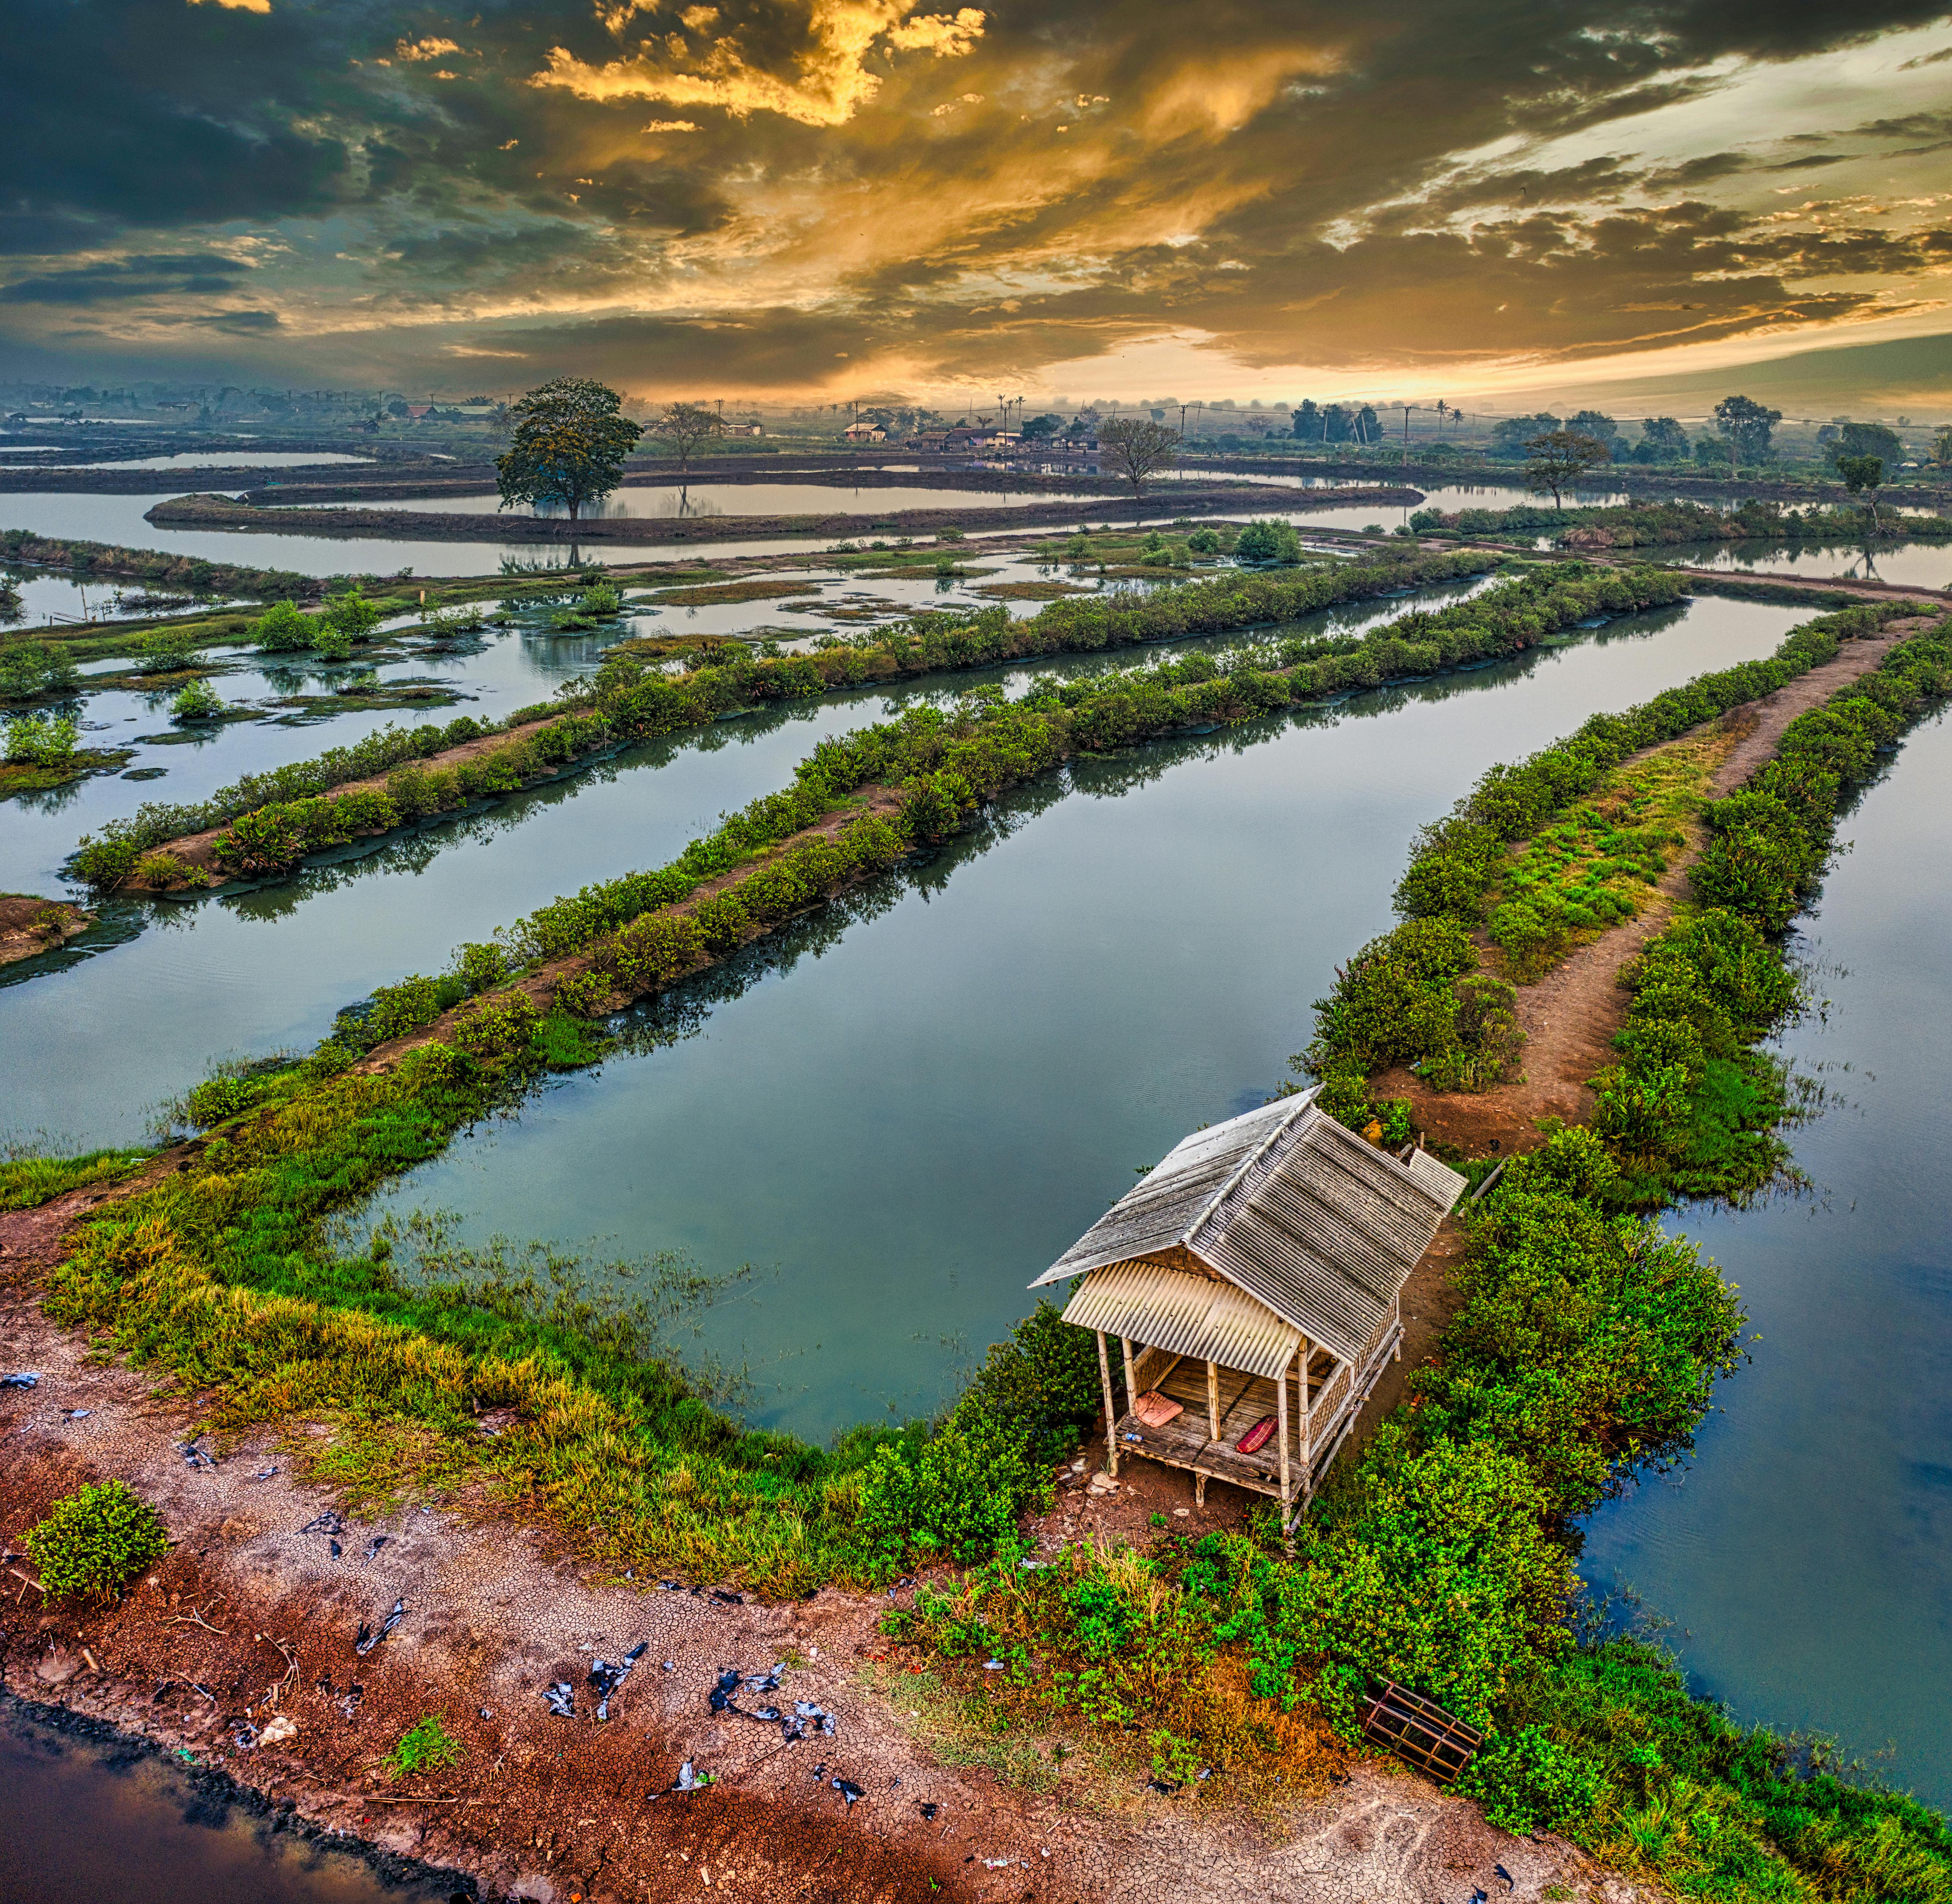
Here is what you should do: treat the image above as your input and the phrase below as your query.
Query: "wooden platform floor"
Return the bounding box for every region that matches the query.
[1113,1359,1344,1496]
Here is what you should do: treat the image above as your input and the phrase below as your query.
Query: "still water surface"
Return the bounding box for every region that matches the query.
[1582,705,1952,1811]
[0,580,1498,1134]
[0,1704,458,1904]
[349,597,1803,1439]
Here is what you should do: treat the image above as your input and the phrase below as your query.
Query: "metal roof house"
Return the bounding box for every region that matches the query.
[1031,1089,1465,1534]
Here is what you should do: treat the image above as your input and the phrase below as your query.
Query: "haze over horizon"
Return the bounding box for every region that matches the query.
[4,0,1951,413]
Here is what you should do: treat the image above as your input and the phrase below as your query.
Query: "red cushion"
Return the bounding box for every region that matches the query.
[1236,1415,1276,1454]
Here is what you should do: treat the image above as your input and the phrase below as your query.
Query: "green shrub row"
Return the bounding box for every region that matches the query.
[73,712,511,884]
[0,529,311,601]
[1594,622,1952,1205]
[329,564,1684,1052]
[70,548,1503,887]
[1300,603,1911,1120]
[1409,496,1952,547]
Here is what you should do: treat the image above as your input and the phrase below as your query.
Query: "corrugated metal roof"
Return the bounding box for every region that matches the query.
[1058,1258,1303,1382]
[1033,1094,1315,1285]
[1034,1097,1467,1365]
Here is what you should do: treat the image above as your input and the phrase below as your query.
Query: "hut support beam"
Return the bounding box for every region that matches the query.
[1205,1360,1220,1442]
[1121,1337,1137,1414]
[1276,1349,1293,1554]
[1299,1338,1313,1473]
[1096,1330,1117,1478]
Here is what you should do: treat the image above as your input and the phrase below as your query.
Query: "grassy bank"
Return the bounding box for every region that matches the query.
[1301,601,1909,1133]
[23,564,1675,1593]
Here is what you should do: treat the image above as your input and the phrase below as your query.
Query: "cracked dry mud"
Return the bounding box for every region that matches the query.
[0,1270,1642,1904]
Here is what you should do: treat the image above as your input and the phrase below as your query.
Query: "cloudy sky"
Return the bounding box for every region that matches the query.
[3,0,1949,408]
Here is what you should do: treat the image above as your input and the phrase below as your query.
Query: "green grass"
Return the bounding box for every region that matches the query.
[1485,734,1717,981]
[0,1145,150,1211]
[387,1716,463,1779]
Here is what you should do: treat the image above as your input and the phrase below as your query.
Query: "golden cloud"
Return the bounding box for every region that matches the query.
[534,0,986,127]
[186,0,272,14]
[1140,48,1340,141]
[396,35,463,59]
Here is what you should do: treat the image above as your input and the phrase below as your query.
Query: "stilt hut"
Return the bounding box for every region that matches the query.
[1030,1088,1466,1534]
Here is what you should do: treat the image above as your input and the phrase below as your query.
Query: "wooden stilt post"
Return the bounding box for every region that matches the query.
[1299,1336,1313,1479]
[1205,1359,1220,1442]
[1095,1330,1118,1478]
[1276,1346,1293,1554]
[1392,1293,1402,1361]
[1120,1336,1137,1413]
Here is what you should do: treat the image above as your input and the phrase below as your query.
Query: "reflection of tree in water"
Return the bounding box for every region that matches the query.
[656,486,723,520]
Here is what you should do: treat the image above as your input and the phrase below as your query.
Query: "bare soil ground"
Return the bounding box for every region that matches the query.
[0,893,89,966]
[1371,621,1926,1157]
[0,1247,1644,1904]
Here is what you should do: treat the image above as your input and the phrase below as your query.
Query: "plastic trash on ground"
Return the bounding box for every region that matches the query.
[542,1682,576,1717]
[0,1372,39,1388]
[353,1598,405,1657]
[590,1641,648,1721]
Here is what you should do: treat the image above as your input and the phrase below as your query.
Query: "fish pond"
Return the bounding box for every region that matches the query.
[334,595,1808,1438]
[0,575,1503,1130]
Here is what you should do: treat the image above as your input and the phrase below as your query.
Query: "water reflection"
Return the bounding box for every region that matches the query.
[0,1702,463,1904]
[355,597,1796,1441]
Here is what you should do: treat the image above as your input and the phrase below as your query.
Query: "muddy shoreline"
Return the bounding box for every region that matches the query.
[0,1278,1630,1904]
[144,486,1425,546]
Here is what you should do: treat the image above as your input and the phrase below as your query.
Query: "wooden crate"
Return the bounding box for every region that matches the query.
[1359,1680,1484,1785]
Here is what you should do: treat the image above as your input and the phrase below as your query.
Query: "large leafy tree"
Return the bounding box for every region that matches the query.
[495,378,643,521]
[1712,394,1782,480]
[1522,429,1612,510]
[1835,453,1885,533]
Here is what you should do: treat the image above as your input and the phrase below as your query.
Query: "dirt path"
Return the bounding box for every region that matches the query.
[0,894,89,966]
[0,1271,1646,1904]
[1373,620,1927,1157]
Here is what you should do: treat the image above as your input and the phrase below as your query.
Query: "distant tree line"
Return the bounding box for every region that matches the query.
[1289,399,1384,444]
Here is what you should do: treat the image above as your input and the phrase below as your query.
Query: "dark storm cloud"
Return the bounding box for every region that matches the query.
[0,0,353,229]
[0,253,253,303]
[0,0,1945,390]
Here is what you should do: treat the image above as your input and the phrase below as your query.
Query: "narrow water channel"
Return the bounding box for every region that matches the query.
[1581,703,1952,1812]
[0,1702,460,1904]
[0,580,1491,1140]
[355,596,1804,1440]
